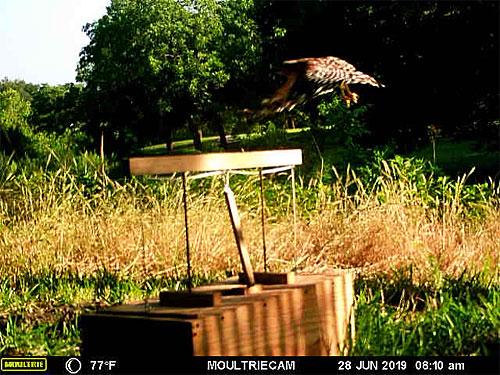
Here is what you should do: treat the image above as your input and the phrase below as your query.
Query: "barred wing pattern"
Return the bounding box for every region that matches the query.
[296,56,384,97]
[258,56,384,115]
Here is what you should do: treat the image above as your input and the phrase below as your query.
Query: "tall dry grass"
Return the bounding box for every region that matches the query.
[1,162,498,285]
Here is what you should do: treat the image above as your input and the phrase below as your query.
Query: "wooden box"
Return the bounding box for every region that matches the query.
[80,272,355,356]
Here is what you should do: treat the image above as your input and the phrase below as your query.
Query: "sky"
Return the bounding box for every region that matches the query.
[0,0,110,85]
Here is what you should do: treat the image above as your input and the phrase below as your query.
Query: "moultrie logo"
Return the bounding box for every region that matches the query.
[1,357,47,372]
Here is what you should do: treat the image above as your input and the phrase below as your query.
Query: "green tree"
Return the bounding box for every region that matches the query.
[318,98,369,142]
[202,0,262,148]
[30,83,86,135]
[0,78,39,102]
[78,0,261,154]
[252,1,498,151]
[0,88,34,157]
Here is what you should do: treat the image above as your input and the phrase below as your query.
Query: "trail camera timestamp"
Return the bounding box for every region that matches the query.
[338,359,407,372]
[337,358,468,374]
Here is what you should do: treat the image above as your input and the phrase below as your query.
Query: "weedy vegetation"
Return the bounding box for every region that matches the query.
[1,0,499,358]
[0,129,499,356]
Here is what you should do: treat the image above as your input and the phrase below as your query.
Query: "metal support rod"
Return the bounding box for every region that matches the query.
[259,168,268,272]
[291,167,297,253]
[182,172,192,292]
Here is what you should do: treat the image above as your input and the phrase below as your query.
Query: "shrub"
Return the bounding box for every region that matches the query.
[0,88,36,158]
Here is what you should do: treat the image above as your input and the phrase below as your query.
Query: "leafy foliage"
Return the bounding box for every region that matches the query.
[0,88,35,158]
[0,79,39,102]
[30,84,85,135]
[317,97,370,150]
[77,0,261,153]
[252,1,498,150]
[359,151,499,218]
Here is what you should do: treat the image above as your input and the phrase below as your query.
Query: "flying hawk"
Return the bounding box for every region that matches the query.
[254,56,384,116]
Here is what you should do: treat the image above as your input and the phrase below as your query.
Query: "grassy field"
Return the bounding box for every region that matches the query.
[411,138,500,183]
[0,131,499,356]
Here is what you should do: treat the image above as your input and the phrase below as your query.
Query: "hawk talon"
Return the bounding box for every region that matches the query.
[341,92,359,107]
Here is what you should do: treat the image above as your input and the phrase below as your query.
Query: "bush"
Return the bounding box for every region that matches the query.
[0,88,36,158]
[357,151,499,218]
[317,97,370,149]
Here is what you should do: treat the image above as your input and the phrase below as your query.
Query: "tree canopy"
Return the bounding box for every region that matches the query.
[77,0,261,153]
[0,88,33,157]
[2,1,497,158]
[253,1,499,148]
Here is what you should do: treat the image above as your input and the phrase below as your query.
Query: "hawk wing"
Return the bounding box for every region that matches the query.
[248,56,384,117]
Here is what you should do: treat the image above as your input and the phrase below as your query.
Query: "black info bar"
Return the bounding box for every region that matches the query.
[0,356,498,375]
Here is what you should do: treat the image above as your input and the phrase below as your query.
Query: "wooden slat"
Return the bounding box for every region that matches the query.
[194,284,248,296]
[194,283,262,296]
[129,149,302,175]
[159,291,222,307]
[239,272,295,285]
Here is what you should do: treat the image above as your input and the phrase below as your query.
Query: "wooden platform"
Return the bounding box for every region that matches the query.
[129,149,303,175]
[80,272,355,356]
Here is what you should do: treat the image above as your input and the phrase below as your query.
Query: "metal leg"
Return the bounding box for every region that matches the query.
[291,167,297,254]
[259,169,268,272]
[182,172,192,292]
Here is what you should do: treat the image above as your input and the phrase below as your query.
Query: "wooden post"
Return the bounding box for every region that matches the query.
[224,185,255,286]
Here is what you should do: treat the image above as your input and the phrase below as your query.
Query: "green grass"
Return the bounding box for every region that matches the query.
[142,135,225,155]
[411,138,500,181]
[0,270,217,355]
[1,316,80,356]
[1,129,499,356]
[2,268,497,356]
[141,128,311,156]
[141,133,500,189]
[352,271,500,356]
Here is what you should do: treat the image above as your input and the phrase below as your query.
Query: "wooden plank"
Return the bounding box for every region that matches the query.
[239,272,295,285]
[159,291,222,307]
[333,272,355,355]
[129,149,302,175]
[224,185,255,286]
[220,286,319,355]
[194,283,262,296]
[96,300,202,319]
[194,284,249,296]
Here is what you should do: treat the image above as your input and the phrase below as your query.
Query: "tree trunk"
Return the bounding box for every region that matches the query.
[215,119,228,149]
[164,123,174,153]
[166,133,174,153]
[189,118,203,151]
[158,114,174,152]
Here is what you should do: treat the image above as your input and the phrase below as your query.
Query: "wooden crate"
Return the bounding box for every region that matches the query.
[80,272,355,356]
